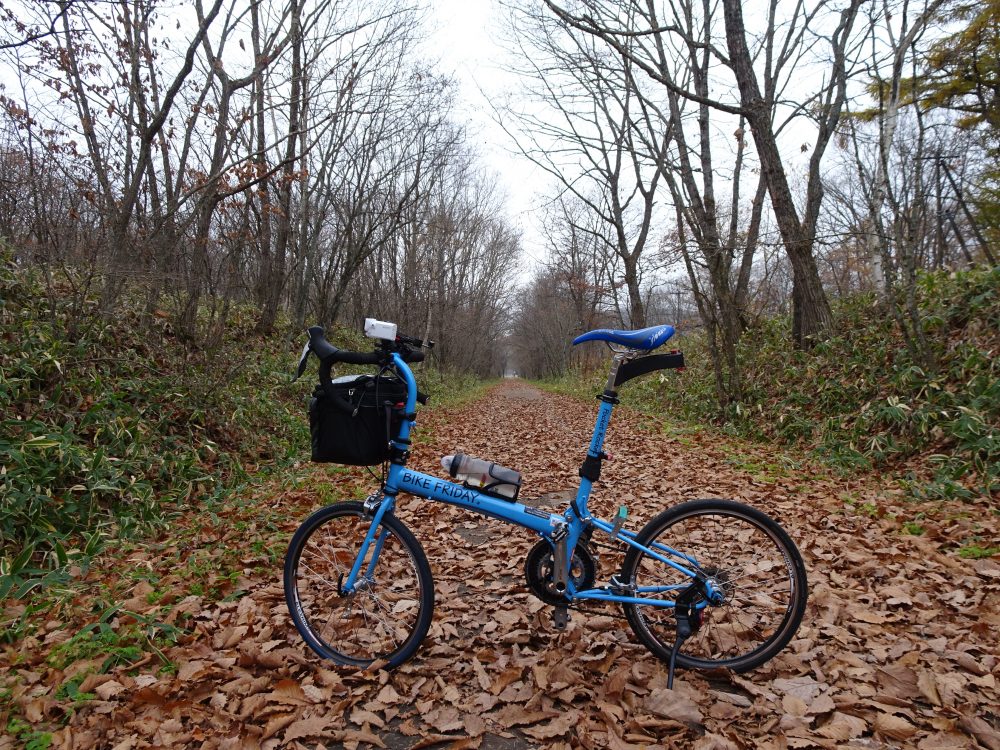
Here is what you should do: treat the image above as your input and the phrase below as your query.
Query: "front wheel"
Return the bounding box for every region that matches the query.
[284,501,434,668]
[620,499,807,673]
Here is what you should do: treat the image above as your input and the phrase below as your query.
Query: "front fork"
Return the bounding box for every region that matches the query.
[339,492,393,595]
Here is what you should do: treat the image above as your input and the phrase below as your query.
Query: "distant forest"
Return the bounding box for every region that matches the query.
[0,0,996,397]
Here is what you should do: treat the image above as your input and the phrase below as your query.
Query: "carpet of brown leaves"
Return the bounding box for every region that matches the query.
[3,380,998,749]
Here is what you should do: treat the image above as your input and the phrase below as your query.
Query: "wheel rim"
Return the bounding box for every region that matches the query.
[631,509,799,668]
[292,511,426,665]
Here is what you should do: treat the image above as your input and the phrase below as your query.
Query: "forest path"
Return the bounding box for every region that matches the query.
[16,380,1000,749]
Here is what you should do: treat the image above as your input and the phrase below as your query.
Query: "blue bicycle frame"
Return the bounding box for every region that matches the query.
[339,351,719,608]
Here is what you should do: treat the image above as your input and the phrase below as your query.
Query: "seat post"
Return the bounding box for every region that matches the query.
[574,350,633,520]
[604,351,631,393]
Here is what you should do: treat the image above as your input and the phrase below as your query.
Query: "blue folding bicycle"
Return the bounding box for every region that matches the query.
[284,321,807,684]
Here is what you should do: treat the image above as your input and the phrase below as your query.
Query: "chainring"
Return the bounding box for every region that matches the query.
[524,539,598,605]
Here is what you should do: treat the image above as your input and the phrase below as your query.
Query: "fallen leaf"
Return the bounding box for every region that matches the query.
[95,681,126,700]
[645,689,703,726]
[520,710,579,740]
[816,712,867,740]
[284,714,331,742]
[958,715,1000,750]
[874,712,917,741]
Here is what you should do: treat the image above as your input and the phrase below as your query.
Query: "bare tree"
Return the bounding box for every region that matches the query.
[54,0,226,309]
[0,0,76,51]
[343,150,522,376]
[509,194,617,378]
[499,3,676,328]
[543,195,615,341]
[629,0,769,405]
[178,0,310,339]
[0,0,525,375]
[544,0,865,347]
[858,0,946,292]
[314,70,456,325]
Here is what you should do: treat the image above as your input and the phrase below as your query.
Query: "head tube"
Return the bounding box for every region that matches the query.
[391,353,418,440]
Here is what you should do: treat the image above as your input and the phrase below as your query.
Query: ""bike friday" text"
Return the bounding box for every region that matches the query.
[400,471,481,505]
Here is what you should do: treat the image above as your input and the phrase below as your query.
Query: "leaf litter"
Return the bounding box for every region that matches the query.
[1,381,998,749]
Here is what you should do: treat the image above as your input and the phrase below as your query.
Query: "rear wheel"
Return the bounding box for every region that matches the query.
[620,499,807,672]
[284,501,434,668]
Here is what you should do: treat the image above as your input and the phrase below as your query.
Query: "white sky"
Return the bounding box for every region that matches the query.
[418,0,864,287]
[422,0,552,275]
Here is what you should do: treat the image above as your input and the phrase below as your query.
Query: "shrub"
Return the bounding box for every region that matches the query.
[591,268,999,500]
[0,254,307,590]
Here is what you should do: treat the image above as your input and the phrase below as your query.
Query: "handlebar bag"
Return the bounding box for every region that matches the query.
[309,374,408,465]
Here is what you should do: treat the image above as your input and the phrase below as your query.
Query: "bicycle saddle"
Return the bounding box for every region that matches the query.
[572,324,675,351]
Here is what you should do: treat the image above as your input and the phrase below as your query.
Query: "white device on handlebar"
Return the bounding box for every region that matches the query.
[364,318,398,341]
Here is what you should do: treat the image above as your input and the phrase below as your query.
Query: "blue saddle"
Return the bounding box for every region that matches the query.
[572,324,675,351]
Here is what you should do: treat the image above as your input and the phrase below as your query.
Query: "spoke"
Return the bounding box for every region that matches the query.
[314,546,348,575]
[707,521,732,569]
[299,561,339,585]
[629,512,792,664]
[730,599,789,617]
[354,594,378,658]
[721,605,771,647]
[722,567,790,586]
[365,589,402,649]
[727,582,792,603]
[363,542,408,640]
[292,510,427,665]
[320,598,354,644]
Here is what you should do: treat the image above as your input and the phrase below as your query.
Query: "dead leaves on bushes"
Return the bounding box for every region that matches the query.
[2,381,998,749]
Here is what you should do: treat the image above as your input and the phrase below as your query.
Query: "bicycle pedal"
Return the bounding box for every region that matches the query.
[552,606,570,630]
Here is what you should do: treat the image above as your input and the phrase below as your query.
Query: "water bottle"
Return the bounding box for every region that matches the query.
[441,453,522,500]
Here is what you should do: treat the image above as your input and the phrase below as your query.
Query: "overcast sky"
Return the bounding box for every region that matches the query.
[419,0,818,281]
[0,0,838,284]
[423,0,551,275]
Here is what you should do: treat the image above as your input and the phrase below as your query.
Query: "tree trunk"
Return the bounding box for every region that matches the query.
[622,256,646,328]
[257,0,301,335]
[721,0,834,346]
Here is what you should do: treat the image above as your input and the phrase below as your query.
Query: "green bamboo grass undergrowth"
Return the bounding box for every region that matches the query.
[542,268,999,504]
[0,252,482,598]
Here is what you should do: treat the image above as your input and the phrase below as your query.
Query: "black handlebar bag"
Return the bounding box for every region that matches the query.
[309,374,407,465]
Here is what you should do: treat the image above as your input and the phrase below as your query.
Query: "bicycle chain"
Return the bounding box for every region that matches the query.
[564,599,630,621]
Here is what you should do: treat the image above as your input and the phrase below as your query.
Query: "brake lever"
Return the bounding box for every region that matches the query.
[293,338,311,382]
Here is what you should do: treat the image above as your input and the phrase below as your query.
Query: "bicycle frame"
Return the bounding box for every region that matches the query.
[339,351,714,609]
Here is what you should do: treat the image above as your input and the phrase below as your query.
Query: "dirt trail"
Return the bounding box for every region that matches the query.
[13,380,1000,749]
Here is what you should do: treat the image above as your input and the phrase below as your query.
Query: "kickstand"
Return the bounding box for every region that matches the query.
[667,607,693,689]
[553,605,570,630]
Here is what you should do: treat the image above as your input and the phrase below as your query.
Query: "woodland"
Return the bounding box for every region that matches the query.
[0,0,998,748]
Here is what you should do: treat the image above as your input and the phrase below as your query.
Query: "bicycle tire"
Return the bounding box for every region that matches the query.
[620,499,807,673]
[284,501,434,668]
